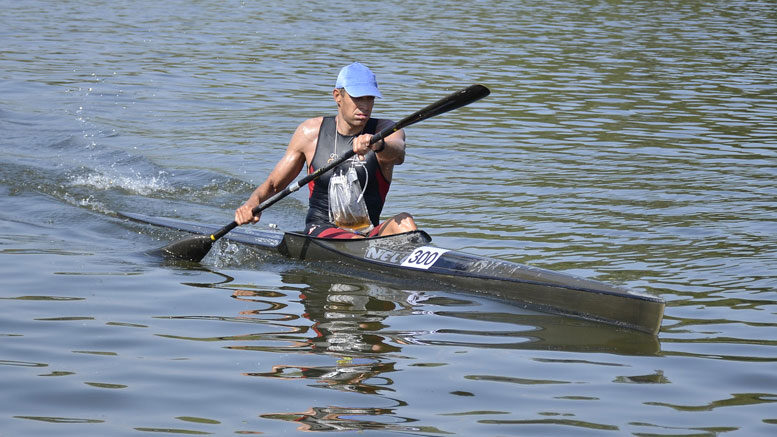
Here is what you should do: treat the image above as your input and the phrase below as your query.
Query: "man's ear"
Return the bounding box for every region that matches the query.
[333,88,343,107]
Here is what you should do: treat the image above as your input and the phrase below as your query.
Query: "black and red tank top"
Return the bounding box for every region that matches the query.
[305,116,390,228]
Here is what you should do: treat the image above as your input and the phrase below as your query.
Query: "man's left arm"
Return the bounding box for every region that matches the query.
[351,119,406,181]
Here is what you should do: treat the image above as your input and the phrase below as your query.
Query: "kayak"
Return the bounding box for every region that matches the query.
[120,212,665,335]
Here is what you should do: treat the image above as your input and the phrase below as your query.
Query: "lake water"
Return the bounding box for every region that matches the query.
[2,0,776,435]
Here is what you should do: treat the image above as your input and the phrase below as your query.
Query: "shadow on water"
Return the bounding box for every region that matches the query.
[166,263,661,433]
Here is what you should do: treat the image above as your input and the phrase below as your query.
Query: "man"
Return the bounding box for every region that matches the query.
[234,62,418,239]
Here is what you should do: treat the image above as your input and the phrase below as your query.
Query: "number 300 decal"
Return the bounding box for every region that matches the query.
[401,246,449,270]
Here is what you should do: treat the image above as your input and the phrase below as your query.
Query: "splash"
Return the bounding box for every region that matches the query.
[69,171,173,196]
[62,193,111,215]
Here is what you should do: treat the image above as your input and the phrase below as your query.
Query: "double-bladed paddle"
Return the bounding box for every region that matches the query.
[156,84,490,262]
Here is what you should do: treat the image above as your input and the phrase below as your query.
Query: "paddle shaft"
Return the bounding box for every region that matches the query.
[208,84,491,243]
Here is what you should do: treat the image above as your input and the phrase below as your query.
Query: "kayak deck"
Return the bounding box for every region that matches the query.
[120,212,665,335]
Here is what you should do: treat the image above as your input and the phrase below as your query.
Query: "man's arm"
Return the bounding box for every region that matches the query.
[351,119,406,182]
[234,119,318,225]
[373,118,406,165]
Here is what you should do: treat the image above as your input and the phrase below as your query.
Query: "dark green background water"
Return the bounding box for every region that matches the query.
[2,0,775,435]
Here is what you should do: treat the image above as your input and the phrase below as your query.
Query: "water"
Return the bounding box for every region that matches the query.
[2,0,776,435]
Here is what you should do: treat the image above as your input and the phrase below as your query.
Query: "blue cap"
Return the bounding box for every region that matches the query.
[335,62,382,98]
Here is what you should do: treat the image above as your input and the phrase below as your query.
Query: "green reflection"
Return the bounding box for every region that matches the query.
[646,392,777,412]
[134,428,211,435]
[85,382,127,389]
[176,416,221,425]
[14,416,103,424]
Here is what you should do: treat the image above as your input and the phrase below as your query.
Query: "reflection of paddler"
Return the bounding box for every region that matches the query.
[224,272,415,355]
[231,289,288,313]
[261,405,396,432]
[241,276,404,396]
[304,283,401,354]
[246,360,396,396]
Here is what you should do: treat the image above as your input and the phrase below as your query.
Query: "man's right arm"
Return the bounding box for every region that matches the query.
[234,119,318,225]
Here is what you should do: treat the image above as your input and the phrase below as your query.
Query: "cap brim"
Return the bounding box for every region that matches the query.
[343,84,383,98]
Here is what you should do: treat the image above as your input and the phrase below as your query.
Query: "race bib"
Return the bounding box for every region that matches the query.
[401,247,448,270]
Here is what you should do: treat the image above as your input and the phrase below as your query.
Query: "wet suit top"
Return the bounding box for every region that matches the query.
[305,116,390,232]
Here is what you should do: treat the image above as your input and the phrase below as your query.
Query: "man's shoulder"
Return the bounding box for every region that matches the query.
[295,116,325,139]
[299,116,324,129]
[287,116,325,159]
[302,115,325,125]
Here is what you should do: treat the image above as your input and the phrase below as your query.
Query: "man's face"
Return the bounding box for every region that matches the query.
[335,89,375,125]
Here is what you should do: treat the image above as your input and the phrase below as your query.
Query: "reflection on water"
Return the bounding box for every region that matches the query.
[261,405,445,434]
[170,266,661,432]
[179,266,661,355]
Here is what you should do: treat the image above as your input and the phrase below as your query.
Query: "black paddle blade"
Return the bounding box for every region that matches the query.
[388,84,491,133]
[153,235,214,262]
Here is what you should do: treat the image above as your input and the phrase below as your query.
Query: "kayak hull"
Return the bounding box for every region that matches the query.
[279,231,664,335]
[120,212,665,334]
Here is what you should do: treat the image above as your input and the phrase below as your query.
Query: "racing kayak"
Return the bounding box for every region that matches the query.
[120,212,665,335]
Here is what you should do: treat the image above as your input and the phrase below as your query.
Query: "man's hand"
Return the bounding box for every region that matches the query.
[353,133,377,159]
[235,202,261,225]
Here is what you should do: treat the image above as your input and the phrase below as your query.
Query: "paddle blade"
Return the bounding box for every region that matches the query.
[153,235,214,262]
[389,84,490,133]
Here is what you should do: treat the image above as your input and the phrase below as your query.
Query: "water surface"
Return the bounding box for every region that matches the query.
[2,0,776,435]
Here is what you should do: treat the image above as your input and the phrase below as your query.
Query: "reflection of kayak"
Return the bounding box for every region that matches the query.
[121,212,665,335]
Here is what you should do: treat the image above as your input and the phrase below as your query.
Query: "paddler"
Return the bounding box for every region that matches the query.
[234,62,418,239]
